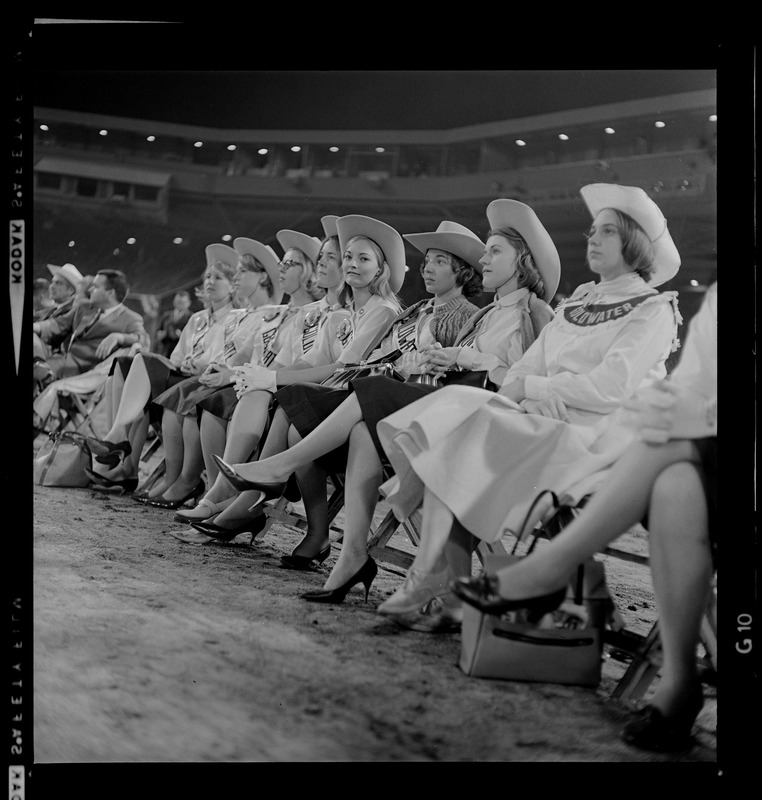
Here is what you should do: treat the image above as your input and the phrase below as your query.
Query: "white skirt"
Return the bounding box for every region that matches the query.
[377,385,633,543]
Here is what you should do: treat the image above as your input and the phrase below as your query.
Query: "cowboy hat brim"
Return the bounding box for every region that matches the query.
[580,183,681,287]
[486,199,561,302]
[233,238,285,305]
[276,230,322,266]
[336,215,406,293]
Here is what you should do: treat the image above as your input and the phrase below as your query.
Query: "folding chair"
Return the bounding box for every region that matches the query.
[52,382,108,439]
[527,492,718,702]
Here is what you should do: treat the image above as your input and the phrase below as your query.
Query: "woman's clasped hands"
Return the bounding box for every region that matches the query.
[233,363,277,397]
[198,362,234,388]
[418,342,461,378]
[520,393,570,422]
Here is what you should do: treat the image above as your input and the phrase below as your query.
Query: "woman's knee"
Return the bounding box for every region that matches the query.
[650,462,710,543]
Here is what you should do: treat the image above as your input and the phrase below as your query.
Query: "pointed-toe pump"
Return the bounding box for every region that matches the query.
[87,438,131,467]
[300,557,378,604]
[174,497,230,523]
[84,466,138,494]
[145,481,205,510]
[450,574,567,623]
[280,543,331,571]
[190,514,267,543]
[211,454,285,497]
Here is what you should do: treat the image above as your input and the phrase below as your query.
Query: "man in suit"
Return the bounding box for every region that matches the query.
[33,262,84,360]
[39,269,150,380]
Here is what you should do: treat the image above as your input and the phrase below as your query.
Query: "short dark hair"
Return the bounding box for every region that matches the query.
[97,269,129,303]
[419,250,482,298]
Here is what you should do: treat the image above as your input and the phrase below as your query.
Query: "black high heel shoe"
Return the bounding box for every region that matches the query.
[87,438,131,467]
[301,557,377,604]
[84,466,138,494]
[280,543,331,571]
[145,481,205,510]
[621,687,704,753]
[190,514,268,543]
[450,574,567,622]
[212,454,285,497]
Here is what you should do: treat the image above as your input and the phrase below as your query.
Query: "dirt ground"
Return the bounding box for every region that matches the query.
[31,434,717,764]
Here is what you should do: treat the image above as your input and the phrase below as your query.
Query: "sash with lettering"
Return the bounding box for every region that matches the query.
[394,308,424,353]
[301,306,324,355]
[221,308,252,362]
[260,306,295,367]
[562,293,655,327]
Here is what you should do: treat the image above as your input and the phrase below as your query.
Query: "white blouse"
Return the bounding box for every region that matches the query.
[299,302,353,367]
[664,281,717,436]
[503,273,680,421]
[169,302,234,373]
[454,288,545,386]
[334,295,401,365]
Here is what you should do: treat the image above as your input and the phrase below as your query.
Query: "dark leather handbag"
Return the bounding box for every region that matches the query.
[406,369,497,392]
[320,349,404,390]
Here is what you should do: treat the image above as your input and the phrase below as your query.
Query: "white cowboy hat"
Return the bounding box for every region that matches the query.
[580,183,681,287]
[205,243,240,272]
[47,262,83,290]
[233,237,285,304]
[404,221,485,273]
[336,214,407,293]
[486,199,561,302]
[321,215,340,239]
[276,230,322,266]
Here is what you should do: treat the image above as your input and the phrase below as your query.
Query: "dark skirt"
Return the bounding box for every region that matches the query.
[110,352,187,397]
[154,376,233,418]
[275,383,353,473]
[196,385,240,421]
[351,376,439,464]
[276,371,491,475]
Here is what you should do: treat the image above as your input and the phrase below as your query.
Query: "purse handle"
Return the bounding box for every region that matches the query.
[509,488,586,607]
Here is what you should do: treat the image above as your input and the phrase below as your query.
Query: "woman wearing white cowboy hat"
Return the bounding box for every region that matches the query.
[127,230,320,508]
[173,218,352,528]
[370,182,683,627]
[453,281,716,753]
[86,246,241,494]
[184,214,406,539]
[209,205,560,602]
[139,239,287,509]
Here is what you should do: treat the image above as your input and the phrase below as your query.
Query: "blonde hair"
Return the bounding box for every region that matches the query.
[337,235,403,313]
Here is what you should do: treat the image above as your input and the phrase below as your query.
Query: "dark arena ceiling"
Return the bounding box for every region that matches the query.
[21,22,750,328]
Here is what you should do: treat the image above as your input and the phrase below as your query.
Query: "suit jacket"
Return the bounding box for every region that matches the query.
[50,302,150,378]
[34,298,77,353]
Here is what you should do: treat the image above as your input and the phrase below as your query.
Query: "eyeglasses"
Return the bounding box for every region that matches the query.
[279,259,303,271]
